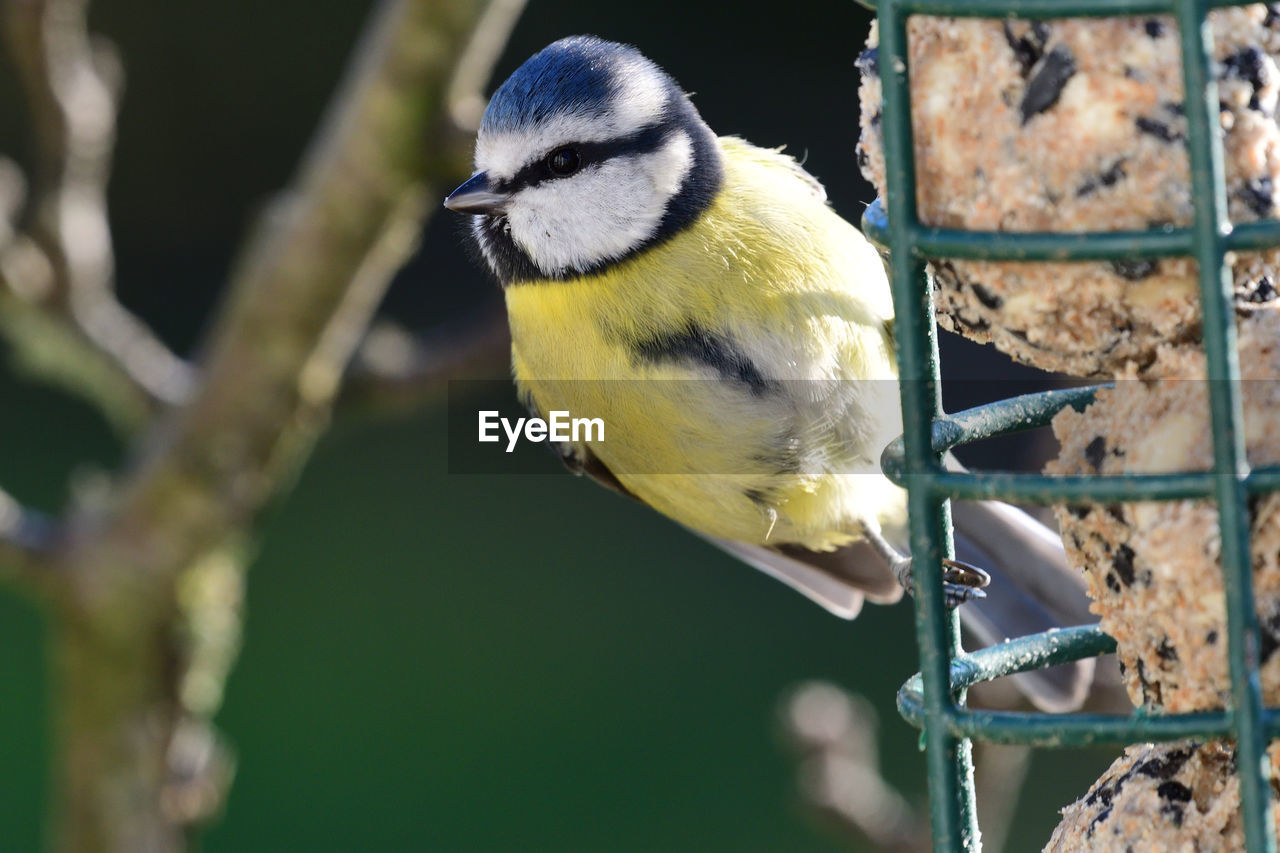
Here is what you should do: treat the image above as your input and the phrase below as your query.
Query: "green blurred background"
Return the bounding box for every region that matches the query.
[0,0,1116,849]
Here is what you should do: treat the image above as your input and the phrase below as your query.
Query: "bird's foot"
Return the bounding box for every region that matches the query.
[892,557,990,609]
[860,520,990,609]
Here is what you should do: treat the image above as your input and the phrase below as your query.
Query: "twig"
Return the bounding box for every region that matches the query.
[783,679,1088,853]
[0,0,193,428]
[444,0,527,133]
[782,683,930,853]
[343,307,511,411]
[0,485,57,587]
[336,0,525,416]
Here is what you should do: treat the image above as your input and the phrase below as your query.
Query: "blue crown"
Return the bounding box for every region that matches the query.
[482,36,669,133]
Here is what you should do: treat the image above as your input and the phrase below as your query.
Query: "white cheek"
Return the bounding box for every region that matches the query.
[649,131,693,201]
[506,132,694,275]
[507,163,654,274]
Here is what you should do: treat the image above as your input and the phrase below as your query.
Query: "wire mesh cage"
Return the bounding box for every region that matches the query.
[858,0,1280,849]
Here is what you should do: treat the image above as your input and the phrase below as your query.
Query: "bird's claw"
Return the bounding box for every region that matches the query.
[895,557,990,609]
[942,557,990,594]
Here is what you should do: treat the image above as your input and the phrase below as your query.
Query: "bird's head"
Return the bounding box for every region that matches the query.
[444,36,723,284]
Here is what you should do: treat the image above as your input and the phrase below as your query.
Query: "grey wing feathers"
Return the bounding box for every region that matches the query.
[774,541,903,603]
[952,501,1094,628]
[703,501,1098,713]
[554,444,867,617]
[952,500,1097,713]
[697,534,865,618]
[691,532,908,619]
[563,443,899,618]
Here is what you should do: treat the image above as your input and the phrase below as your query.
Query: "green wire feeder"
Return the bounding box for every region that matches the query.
[857,0,1280,849]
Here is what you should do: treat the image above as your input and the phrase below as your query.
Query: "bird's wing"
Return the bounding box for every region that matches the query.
[693,535,867,619]
[688,533,917,619]
[951,499,1098,712]
[714,502,1098,713]
[557,442,901,617]
[560,429,1097,712]
[951,500,1094,628]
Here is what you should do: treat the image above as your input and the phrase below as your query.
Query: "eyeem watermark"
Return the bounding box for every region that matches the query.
[478,410,604,452]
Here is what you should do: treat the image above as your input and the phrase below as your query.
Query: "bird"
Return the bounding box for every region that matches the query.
[443,35,1095,711]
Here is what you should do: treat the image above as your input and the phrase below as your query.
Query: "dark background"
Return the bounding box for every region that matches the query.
[0,0,1113,849]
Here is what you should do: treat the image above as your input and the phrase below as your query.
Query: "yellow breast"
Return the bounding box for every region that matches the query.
[503,137,906,549]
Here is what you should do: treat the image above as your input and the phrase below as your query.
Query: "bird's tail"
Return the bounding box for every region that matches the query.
[951,500,1096,713]
[694,499,1097,713]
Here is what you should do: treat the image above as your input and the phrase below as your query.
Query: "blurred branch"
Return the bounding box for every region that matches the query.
[339,0,524,416]
[0,485,57,589]
[106,0,523,537]
[444,0,525,133]
[0,0,193,429]
[782,681,1046,853]
[343,307,510,412]
[42,0,524,850]
[782,683,930,853]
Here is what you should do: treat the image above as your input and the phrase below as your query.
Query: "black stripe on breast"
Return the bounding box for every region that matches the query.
[631,324,774,396]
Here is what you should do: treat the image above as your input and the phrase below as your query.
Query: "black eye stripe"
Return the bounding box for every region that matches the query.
[495,122,675,193]
[474,93,723,285]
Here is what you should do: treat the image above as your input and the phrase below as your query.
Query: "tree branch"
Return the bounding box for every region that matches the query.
[104,0,523,542]
[43,0,524,849]
[337,0,528,416]
[0,0,193,429]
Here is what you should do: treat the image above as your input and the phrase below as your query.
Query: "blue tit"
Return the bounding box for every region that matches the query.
[444,36,1094,711]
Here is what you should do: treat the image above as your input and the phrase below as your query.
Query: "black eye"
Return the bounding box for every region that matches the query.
[546,147,581,177]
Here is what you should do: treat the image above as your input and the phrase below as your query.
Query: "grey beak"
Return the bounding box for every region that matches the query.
[443,172,510,215]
